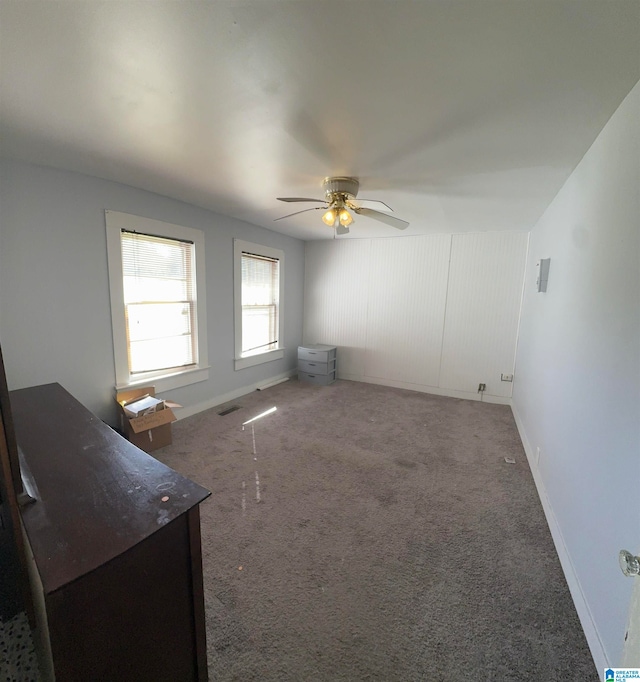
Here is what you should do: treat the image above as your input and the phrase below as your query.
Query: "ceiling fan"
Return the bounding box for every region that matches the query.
[275,176,409,235]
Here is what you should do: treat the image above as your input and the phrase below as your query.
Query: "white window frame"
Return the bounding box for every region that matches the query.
[106,210,209,391]
[234,239,285,370]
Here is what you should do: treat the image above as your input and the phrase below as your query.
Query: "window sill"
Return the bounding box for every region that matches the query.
[234,349,284,371]
[116,366,210,393]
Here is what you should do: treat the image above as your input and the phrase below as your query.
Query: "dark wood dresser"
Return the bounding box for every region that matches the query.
[10,383,211,681]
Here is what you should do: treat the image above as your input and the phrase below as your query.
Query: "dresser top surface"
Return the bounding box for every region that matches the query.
[298,344,336,352]
[10,383,210,594]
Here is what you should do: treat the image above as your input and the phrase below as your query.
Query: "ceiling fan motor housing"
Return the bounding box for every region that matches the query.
[323,176,359,200]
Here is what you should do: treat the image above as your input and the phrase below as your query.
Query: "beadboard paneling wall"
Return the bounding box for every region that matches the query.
[439,232,529,398]
[304,239,371,377]
[304,232,528,402]
[363,235,451,387]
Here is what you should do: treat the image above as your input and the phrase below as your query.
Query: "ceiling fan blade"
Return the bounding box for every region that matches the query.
[277,197,325,203]
[274,206,325,221]
[353,207,409,230]
[336,224,350,236]
[348,198,393,212]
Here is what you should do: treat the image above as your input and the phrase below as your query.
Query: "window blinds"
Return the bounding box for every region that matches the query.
[121,230,196,373]
[241,252,279,353]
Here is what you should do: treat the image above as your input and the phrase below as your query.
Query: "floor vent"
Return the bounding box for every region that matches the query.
[217,404,242,416]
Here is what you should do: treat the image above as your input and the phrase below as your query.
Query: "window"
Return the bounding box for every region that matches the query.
[106,211,208,390]
[234,240,284,370]
[121,231,195,373]
[241,253,279,354]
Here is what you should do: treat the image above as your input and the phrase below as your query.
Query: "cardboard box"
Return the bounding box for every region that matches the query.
[116,386,177,453]
[127,422,173,452]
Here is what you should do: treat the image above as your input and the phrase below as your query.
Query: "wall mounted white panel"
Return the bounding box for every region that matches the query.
[304,231,527,403]
[439,232,528,397]
[364,235,451,387]
[304,240,371,377]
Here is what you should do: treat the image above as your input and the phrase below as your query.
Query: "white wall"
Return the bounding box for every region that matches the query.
[304,231,528,402]
[0,160,305,423]
[512,81,640,669]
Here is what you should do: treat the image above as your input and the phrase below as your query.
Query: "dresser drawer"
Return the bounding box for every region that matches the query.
[298,359,335,375]
[298,345,337,363]
[298,370,336,386]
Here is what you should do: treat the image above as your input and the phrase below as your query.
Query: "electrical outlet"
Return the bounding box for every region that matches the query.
[478,383,486,392]
[536,447,541,465]
[501,373,514,382]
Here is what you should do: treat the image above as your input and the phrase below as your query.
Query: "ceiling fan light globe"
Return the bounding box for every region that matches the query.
[339,209,353,226]
[322,209,336,226]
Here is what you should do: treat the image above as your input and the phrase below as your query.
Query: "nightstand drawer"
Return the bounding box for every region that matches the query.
[299,370,336,386]
[298,345,337,363]
[298,359,335,375]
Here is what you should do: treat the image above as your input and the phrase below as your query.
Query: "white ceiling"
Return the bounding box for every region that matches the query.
[1,1,638,240]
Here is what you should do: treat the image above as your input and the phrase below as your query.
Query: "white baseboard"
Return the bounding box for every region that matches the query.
[511,403,608,674]
[174,369,297,420]
[339,373,512,405]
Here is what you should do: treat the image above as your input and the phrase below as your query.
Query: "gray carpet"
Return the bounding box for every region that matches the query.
[156,378,597,681]
[0,611,40,682]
